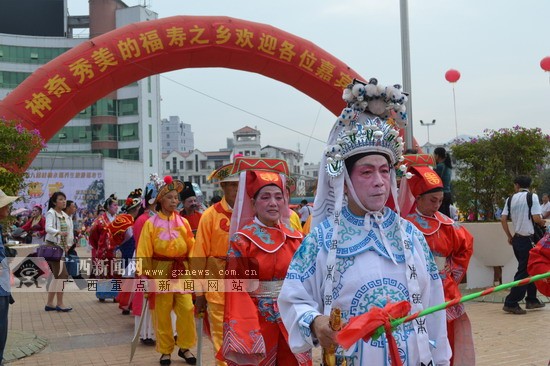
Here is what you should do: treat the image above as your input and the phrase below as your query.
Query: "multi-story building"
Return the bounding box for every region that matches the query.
[160,125,311,202]
[231,126,262,158]
[303,162,320,195]
[162,149,231,203]
[0,0,162,200]
[261,145,305,195]
[160,115,194,154]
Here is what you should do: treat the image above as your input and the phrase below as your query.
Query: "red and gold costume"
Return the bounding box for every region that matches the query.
[219,158,311,366]
[137,210,196,355]
[528,233,550,296]
[221,220,309,366]
[401,163,475,366]
[89,212,115,277]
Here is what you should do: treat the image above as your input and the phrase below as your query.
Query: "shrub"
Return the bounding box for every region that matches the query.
[452,126,550,221]
[0,119,46,196]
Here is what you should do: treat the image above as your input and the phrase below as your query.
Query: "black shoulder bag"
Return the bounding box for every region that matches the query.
[508,192,547,244]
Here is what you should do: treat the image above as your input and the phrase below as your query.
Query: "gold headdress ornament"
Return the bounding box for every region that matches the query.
[208,163,239,183]
[154,176,184,204]
[324,78,407,177]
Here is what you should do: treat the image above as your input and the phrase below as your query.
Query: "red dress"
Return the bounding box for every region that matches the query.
[406,210,475,365]
[220,219,310,366]
[21,216,46,239]
[181,210,202,234]
[528,232,550,296]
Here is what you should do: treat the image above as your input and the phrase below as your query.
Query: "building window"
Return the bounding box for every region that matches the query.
[0,71,31,88]
[118,148,139,161]
[47,126,92,144]
[186,161,193,170]
[172,157,177,172]
[92,124,117,141]
[166,134,170,139]
[148,100,152,118]
[166,162,170,170]
[147,77,152,93]
[0,45,69,64]
[245,151,250,156]
[118,123,139,141]
[149,149,153,167]
[180,161,184,169]
[91,99,116,116]
[200,160,207,170]
[118,98,139,116]
[148,124,152,143]
[167,142,170,147]
[251,151,256,156]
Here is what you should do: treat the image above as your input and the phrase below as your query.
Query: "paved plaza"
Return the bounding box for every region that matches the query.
[3,248,550,365]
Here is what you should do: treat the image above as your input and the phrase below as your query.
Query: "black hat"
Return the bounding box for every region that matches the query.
[179,182,196,202]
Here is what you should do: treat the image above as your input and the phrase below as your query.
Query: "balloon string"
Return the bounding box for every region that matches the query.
[452,85,458,139]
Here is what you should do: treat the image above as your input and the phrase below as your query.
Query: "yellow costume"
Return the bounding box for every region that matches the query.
[137,211,196,355]
[191,197,233,366]
[289,209,303,233]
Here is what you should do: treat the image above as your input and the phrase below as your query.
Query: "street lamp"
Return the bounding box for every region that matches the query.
[420,119,436,143]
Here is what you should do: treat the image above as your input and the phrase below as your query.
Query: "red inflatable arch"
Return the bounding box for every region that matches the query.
[0,15,420,166]
[0,16,363,144]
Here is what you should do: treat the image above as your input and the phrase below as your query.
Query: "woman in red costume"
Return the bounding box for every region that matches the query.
[21,205,46,244]
[528,232,550,297]
[220,157,311,366]
[399,163,475,365]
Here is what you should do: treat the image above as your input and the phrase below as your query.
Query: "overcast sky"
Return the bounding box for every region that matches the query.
[68,0,550,163]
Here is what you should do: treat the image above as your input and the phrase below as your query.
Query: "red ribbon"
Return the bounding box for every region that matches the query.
[336,300,411,366]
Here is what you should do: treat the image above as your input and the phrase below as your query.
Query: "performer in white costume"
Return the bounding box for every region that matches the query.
[278,78,451,366]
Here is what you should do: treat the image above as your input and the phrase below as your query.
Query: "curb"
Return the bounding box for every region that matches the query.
[4,331,48,364]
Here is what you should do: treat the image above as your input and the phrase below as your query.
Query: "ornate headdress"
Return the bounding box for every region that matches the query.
[324,78,407,177]
[397,155,442,217]
[180,181,196,202]
[144,174,163,205]
[229,157,291,236]
[103,193,117,210]
[122,188,142,213]
[208,163,239,183]
[313,78,408,230]
[154,176,184,204]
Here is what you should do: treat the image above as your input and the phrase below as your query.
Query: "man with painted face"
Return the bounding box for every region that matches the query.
[180,182,202,235]
[278,79,451,365]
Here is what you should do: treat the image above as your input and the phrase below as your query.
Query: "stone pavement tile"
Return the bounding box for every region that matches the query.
[467,302,550,365]
[5,286,550,365]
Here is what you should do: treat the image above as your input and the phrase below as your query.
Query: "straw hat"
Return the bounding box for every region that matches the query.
[0,189,19,208]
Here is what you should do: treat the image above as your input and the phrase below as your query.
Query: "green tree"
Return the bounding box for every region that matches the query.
[0,120,45,197]
[451,126,550,221]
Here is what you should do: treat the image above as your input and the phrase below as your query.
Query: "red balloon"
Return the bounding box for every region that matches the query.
[445,69,461,83]
[540,56,550,72]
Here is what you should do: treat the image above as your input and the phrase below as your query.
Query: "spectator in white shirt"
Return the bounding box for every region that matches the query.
[541,193,550,219]
[297,199,311,226]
